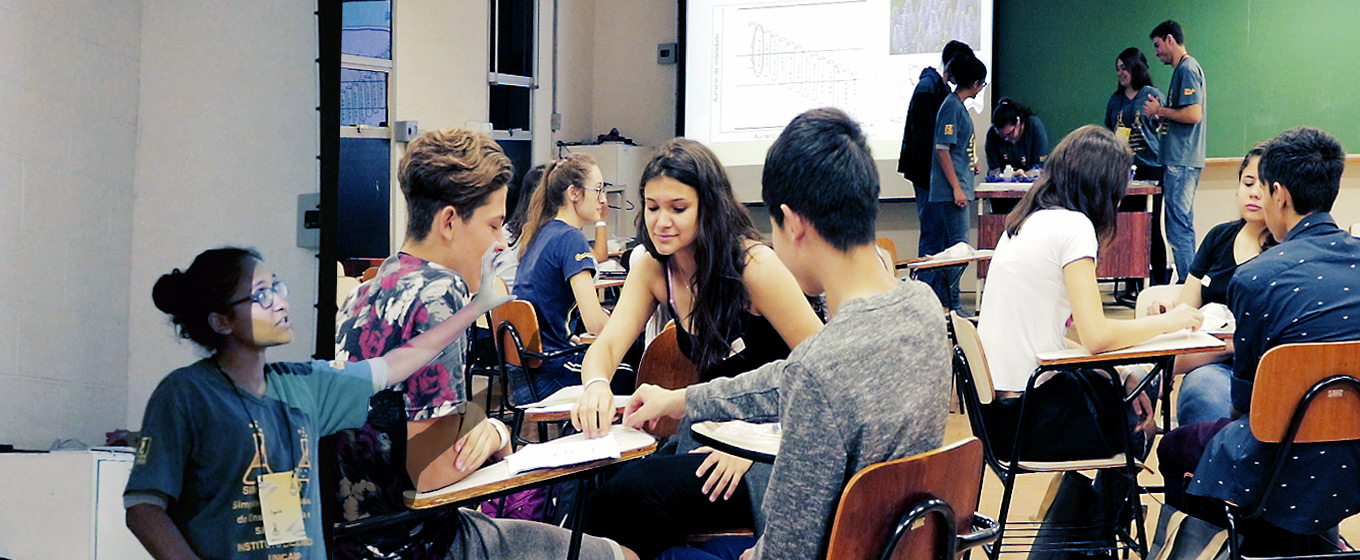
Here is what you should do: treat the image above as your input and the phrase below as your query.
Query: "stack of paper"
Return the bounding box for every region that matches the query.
[506,434,622,475]
[523,385,630,414]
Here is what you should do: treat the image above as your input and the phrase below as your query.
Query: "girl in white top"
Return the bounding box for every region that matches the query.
[978,126,1201,434]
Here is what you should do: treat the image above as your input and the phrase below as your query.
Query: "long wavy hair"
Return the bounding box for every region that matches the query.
[516,154,596,253]
[638,139,762,373]
[1005,126,1132,244]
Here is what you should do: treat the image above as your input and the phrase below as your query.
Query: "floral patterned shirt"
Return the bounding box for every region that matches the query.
[331,253,469,559]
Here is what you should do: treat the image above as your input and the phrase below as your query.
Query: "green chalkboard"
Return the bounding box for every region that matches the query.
[994,0,1360,158]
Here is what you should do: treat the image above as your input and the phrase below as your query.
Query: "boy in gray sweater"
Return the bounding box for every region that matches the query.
[624,107,952,560]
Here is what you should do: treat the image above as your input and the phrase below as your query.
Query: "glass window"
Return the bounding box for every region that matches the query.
[489,85,531,131]
[340,68,388,127]
[490,0,533,77]
[342,0,392,60]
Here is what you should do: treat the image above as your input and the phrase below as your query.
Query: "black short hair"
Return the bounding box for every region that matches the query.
[1259,127,1345,216]
[947,53,987,88]
[763,107,879,251]
[942,40,972,65]
[1149,20,1184,44]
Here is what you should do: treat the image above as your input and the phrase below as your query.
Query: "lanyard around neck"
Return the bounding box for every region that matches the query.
[211,360,296,473]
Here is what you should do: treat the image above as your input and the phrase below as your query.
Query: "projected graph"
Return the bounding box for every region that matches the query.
[714,1,867,136]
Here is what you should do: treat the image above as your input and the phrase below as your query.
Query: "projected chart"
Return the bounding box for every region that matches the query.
[715,2,866,137]
[686,0,991,167]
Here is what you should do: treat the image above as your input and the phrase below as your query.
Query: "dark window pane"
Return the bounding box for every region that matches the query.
[338,138,391,259]
[342,0,392,59]
[340,68,387,127]
[490,0,533,77]
[489,85,531,131]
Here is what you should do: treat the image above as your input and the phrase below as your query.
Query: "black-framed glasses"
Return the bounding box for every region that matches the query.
[226,280,289,310]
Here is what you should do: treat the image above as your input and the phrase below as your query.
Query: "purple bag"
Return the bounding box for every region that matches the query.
[479,486,557,522]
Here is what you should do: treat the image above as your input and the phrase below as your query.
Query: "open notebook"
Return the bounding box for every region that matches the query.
[405,426,657,503]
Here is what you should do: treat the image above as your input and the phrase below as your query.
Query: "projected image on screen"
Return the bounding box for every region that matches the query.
[889,0,981,55]
[685,0,992,168]
[718,3,864,136]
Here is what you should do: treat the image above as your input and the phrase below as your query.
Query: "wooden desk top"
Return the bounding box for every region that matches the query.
[1036,330,1225,367]
[692,420,781,463]
[594,277,626,290]
[905,250,995,271]
[976,181,1160,199]
[405,427,657,509]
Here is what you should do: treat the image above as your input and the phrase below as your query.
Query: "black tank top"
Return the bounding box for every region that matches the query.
[665,260,790,381]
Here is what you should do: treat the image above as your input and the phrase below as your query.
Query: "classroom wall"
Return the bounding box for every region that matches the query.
[126,1,320,429]
[0,1,140,450]
[555,0,598,148]
[590,0,678,149]
[387,0,493,249]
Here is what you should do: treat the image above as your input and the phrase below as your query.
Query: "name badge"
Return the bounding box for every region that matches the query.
[1200,275,1212,288]
[259,471,308,546]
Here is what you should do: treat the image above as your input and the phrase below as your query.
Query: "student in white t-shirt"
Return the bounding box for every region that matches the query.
[976,125,1201,461]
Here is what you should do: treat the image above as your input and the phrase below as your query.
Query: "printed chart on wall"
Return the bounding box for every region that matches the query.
[685,0,992,166]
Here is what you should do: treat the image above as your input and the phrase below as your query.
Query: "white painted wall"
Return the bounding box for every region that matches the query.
[387,0,492,248]
[590,0,677,149]
[0,0,140,450]
[553,0,597,147]
[126,1,320,429]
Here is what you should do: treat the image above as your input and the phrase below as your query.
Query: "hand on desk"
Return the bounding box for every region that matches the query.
[453,418,510,472]
[572,381,619,439]
[1159,303,1203,332]
[620,383,687,434]
[692,447,752,502]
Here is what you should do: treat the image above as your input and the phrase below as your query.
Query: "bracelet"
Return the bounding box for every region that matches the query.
[583,377,610,390]
[489,418,511,450]
[595,221,607,229]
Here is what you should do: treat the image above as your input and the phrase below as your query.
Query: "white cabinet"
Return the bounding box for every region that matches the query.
[0,449,151,560]
[565,144,650,240]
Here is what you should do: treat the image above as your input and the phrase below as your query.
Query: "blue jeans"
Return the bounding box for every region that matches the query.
[914,182,947,287]
[1177,361,1233,426]
[1162,165,1201,283]
[655,535,758,560]
[928,200,971,311]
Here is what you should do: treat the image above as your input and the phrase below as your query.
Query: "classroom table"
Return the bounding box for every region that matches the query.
[691,420,781,463]
[976,182,1160,292]
[904,250,995,282]
[1035,330,1226,432]
[392,427,658,560]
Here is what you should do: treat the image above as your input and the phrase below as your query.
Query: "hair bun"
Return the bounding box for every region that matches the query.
[152,269,187,315]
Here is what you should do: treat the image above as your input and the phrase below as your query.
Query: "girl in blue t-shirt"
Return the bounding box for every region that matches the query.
[124,245,512,560]
[512,153,616,402]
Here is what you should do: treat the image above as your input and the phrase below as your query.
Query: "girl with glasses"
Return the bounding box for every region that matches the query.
[124,245,513,560]
[512,153,621,403]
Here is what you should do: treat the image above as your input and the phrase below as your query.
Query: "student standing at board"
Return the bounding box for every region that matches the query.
[928,53,987,315]
[1145,19,1206,283]
[1107,47,1170,284]
[898,40,973,293]
[1104,48,1163,181]
[985,98,1049,178]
